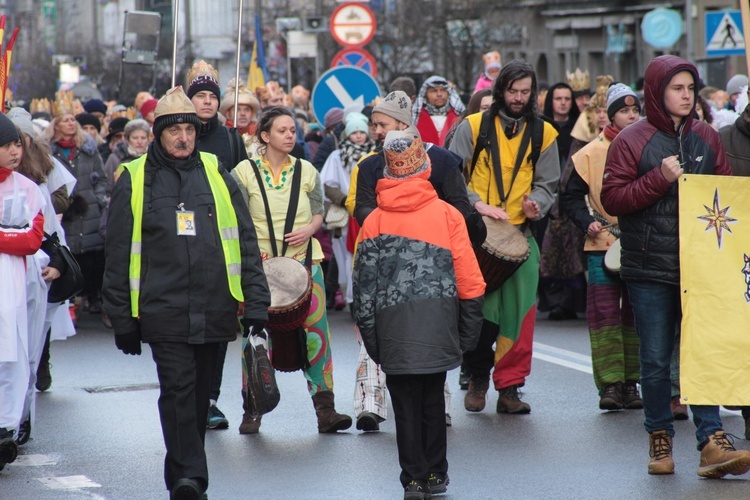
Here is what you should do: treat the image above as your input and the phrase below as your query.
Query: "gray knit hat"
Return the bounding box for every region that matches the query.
[606,83,640,121]
[726,74,748,96]
[7,107,35,139]
[372,91,412,126]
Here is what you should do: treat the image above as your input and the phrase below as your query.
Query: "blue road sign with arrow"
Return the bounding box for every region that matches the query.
[311,66,382,125]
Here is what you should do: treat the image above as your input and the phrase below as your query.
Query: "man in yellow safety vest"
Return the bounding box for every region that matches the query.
[103,86,270,500]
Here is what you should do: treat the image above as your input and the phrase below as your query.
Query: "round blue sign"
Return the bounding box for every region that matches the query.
[311,66,382,125]
[641,8,684,49]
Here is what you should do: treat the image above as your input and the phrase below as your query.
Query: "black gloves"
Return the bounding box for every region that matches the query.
[241,318,266,338]
[115,330,141,355]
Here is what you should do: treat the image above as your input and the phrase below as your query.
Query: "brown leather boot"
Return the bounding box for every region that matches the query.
[648,430,675,475]
[238,413,261,434]
[496,385,531,414]
[697,430,750,478]
[464,375,489,412]
[312,391,352,433]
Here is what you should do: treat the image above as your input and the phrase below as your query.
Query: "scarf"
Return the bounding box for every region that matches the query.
[147,140,199,173]
[412,76,466,123]
[56,138,78,161]
[603,124,619,143]
[0,167,11,183]
[339,139,375,172]
[225,120,257,137]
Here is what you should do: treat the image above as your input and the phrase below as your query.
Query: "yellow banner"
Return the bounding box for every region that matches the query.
[679,174,750,405]
[247,42,265,93]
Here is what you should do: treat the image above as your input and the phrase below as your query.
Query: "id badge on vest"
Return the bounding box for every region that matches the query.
[176,203,196,236]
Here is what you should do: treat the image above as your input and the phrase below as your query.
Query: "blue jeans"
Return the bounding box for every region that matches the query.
[626,281,722,445]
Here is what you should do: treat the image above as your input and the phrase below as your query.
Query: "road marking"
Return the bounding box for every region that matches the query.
[9,454,58,466]
[533,342,592,374]
[37,475,101,490]
[325,75,365,108]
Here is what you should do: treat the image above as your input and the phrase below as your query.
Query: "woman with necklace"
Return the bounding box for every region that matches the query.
[232,107,352,435]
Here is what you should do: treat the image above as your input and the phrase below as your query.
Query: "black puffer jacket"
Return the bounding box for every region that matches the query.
[719,109,750,177]
[197,115,248,171]
[51,135,107,254]
[601,55,733,285]
[102,142,270,344]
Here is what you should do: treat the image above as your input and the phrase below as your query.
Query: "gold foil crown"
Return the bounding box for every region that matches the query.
[589,75,615,108]
[566,68,590,93]
[186,60,219,88]
[30,98,52,115]
[384,133,429,179]
[52,91,76,117]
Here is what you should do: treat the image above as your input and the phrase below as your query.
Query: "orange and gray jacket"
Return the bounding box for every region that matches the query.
[352,167,485,375]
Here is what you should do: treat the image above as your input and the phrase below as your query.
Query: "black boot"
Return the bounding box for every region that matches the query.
[36,329,52,392]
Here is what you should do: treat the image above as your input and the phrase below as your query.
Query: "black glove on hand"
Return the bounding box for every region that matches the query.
[115,330,141,355]
[241,318,266,338]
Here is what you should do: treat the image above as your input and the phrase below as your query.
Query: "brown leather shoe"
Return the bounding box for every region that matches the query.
[464,376,489,412]
[671,396,689,420]
[648,430,675,475]
[697,431,750,478]
[496,385,531,414]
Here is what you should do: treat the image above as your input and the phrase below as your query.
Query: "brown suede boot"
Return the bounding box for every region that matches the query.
[312,391,352,433]
[496,385,531,414]
[648,430,675,475]
[464,375,489,412]
[697,430,750,478]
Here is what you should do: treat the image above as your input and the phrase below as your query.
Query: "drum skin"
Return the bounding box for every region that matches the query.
[475,216,530,293]
[263,257,313,332]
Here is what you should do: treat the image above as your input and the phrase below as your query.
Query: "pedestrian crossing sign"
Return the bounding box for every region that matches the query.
[706,10,745,56]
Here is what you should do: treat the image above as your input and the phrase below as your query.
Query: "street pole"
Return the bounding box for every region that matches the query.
[233,0,244,122]
[685,0,693,63]
[741,0,750,72]
[171,0,180,87]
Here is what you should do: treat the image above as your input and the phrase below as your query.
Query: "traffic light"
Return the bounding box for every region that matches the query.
[304,16,328,33]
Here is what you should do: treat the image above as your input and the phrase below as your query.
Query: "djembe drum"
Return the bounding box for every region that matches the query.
[475,216,530,293]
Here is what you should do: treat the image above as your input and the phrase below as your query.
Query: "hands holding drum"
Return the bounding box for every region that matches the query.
[660,155,684,183]
[473,194,540,221]
[473,200,510,220]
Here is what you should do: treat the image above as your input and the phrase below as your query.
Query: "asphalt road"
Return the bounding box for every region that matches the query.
[2,309,749,499]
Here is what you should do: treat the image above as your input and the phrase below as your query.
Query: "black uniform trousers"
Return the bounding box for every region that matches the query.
[385,371,448,487]
[150,341,219,492]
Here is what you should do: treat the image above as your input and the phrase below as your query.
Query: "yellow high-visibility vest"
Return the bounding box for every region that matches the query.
[122,152,243,317]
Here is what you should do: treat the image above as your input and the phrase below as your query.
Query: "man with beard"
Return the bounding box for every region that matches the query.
[412,76,466,147]
[449,60,560,415]
[347,90,485,432]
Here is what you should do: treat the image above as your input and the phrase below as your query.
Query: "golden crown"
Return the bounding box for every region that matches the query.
[566,68,590,92]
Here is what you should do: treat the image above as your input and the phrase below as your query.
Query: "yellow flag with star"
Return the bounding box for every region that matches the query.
[679,174,750,405]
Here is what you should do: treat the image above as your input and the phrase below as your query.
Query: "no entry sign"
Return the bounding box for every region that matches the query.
[330,3,377,47]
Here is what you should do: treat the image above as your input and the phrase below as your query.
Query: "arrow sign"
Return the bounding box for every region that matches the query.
[311,66,381,125]
[325,75,365,108]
